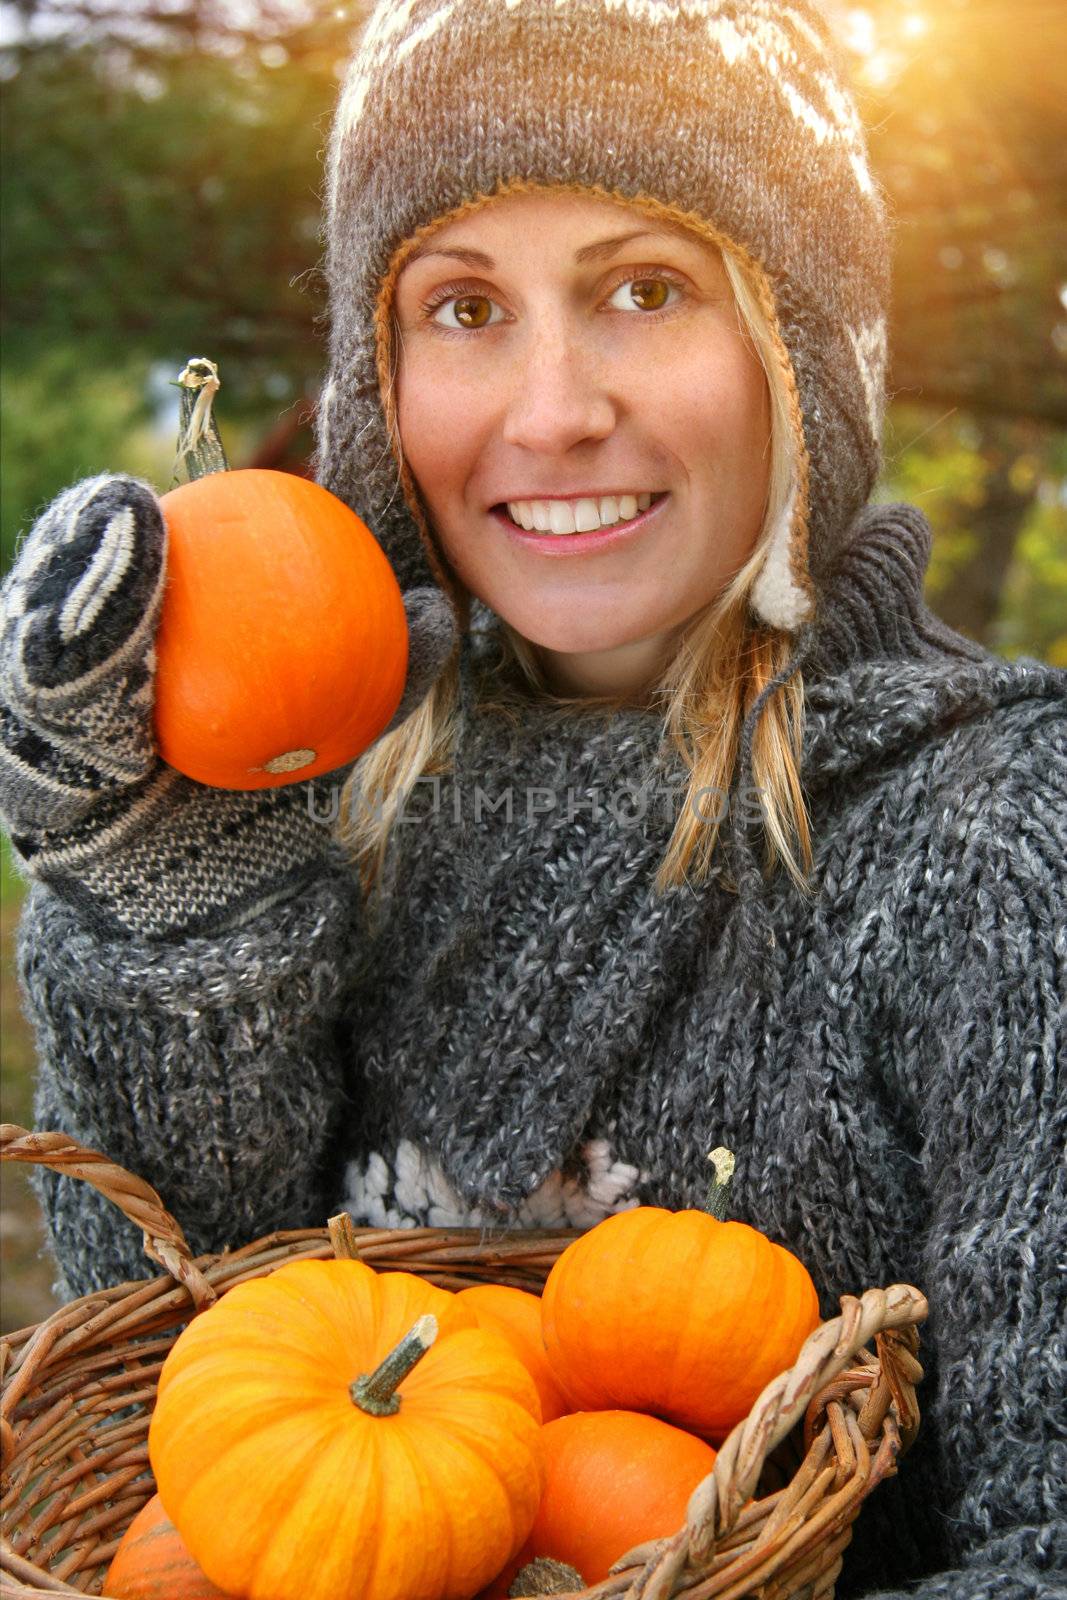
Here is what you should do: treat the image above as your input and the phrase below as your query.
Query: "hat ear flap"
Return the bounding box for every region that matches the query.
[750,481,813,632]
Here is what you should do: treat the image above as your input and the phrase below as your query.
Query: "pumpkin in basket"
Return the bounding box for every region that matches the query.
[479,1409,718,1596]
[456,1284,569,1424]
[149,1258,545,1600]
[540,1149,820,1442]
[105,1493,228,1599]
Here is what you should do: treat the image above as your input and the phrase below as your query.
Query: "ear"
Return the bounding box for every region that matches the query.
[380,587,459,735]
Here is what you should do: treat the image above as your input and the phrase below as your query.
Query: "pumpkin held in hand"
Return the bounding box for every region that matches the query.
[153,358,408,789]
[540,1150,820,1442]
[105,1493,229,1599]
[148,1259,544,1600]
[457,1284,569,1424]
[480,1409,719,1596]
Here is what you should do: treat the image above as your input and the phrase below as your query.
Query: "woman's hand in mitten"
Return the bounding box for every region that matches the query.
[0,472,456,941]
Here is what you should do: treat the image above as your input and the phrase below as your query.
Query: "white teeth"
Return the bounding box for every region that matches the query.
[550,500,576,535]
[505,492,659,536]
[574,498,601,533]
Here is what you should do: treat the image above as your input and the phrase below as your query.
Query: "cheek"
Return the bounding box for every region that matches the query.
[395,355,493,519]
[395,360,486,583]
[689,355,772,527]
[689,340,769,446]
[395,366,446,487]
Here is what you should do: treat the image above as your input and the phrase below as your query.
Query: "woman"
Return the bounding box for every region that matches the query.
[1,1,1063,1595]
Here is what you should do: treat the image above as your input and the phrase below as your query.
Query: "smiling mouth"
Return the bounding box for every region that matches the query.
[493,493,668,536]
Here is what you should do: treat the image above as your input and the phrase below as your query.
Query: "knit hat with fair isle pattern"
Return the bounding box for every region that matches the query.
[314,0,890,637]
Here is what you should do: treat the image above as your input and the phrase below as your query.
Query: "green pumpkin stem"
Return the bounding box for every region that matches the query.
[350,1313,438,1416]
[705,1146,735,1222]
[170,356,230,485]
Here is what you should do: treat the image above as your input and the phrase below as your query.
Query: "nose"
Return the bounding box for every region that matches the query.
[500,321,616,454]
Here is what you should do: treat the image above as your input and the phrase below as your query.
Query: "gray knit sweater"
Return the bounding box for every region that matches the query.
[12,510,1067,1600]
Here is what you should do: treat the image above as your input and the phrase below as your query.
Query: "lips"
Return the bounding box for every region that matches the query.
[490,492,669,554]
[492,493,667,535]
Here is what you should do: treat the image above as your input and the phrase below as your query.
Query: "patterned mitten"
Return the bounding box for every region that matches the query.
[0,472,455,940]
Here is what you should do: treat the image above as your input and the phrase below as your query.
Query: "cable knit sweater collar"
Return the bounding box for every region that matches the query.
[341,501,1064,1225]
[449,502,1063,940]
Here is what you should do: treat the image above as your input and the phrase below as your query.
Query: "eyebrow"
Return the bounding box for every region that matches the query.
[402,226,700,271]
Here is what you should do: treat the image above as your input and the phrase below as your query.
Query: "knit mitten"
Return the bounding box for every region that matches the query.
[0,472,455,940]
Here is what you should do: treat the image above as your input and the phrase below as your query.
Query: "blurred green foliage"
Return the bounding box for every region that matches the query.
[860,0,1067,427]
[2,14,337,574]
[2,350,156,566]
[881,406,1067,664]
[1,34,331,387]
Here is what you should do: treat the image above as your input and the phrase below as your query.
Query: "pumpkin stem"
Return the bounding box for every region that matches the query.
[705,1146,735,1222]
[509,1558,585,1596]
[327,1211,361,1261]
[350,1313,438,1416]
[171,356,230,485]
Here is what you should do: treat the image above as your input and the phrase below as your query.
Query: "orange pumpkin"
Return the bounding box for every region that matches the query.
[153,359,407,789]
[480,1410,718,1596]
[540,1155,820,1443]
[155,468,407,788]
[148,1259,544,1600]
[457,1285,569,1424]
[105,1493,229,1599]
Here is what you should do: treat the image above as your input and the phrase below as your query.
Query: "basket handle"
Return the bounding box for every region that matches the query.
[0,1125,216,1310]
[619,1281,928,1596]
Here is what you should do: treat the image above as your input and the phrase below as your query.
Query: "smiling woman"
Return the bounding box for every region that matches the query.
[3,4,1064,1599]
[390,193,774,695]
[343,185,807,898]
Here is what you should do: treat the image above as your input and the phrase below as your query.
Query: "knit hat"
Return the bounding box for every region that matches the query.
[314,0,890,637]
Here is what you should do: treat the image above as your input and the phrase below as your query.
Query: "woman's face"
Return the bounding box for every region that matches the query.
[393,191,771,697]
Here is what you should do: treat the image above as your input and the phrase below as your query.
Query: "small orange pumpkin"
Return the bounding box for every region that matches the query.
[480,1409,718,1596]
[153,359,408,789]
[457,1284,569,1424]
[148,1258,544,1600]
[540,1151,820,1442]
[105,1493,229,1598]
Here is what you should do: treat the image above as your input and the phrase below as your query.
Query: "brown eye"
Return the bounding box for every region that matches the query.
[452,296,493,328]
[629,278,671,311]
[606,273,685,317]
[420,284,505,333]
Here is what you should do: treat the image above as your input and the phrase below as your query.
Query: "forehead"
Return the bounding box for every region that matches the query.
[399,195,720,272]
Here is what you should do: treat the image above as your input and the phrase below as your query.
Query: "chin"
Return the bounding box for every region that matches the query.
[520,628,644,658]
[502,610,657,657]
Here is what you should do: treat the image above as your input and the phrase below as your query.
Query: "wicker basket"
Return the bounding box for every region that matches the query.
[0,1124,927,1600]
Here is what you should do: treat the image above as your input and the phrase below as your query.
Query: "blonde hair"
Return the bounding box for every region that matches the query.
[337,228,815,907]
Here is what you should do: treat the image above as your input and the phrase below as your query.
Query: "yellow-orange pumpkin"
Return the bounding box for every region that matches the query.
[149,1259,544,1600]
[155,467,407,788]
[479,1409,718,1596]
[456,1285,569,1424]
[105,1493,229,1599]
[540,1190,820,1443]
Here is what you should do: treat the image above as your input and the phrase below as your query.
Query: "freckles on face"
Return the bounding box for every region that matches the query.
[391,193,772,659]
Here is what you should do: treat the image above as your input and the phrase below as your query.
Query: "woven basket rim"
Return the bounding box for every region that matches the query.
[0,1124,928,1599]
